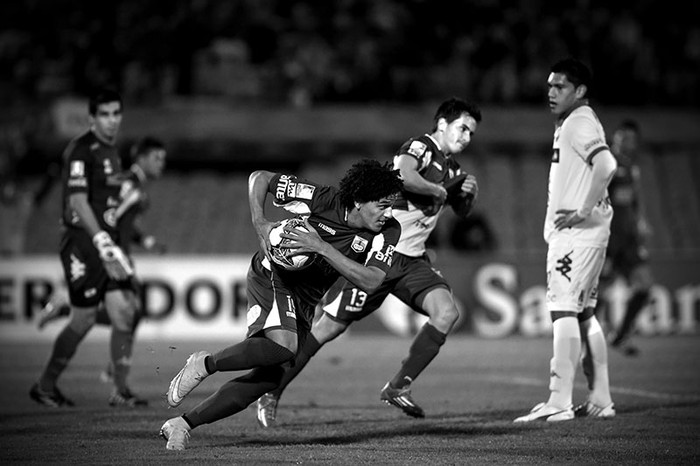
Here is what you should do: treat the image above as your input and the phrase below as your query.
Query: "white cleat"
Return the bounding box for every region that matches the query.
[256,392,278,428]
[167,351,210,407]
[574,401,616,418]
[160,416,191,451]
[514,402,574,423]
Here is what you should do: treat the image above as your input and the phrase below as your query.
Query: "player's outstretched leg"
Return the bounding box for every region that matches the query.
[167,351,211,407]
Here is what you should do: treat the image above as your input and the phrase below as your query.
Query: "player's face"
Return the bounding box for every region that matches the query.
[143,149,167,179]
[547,72,581,116]
[357,195,397,232]
[440,114,477,154]
[612,129,639,157]
[91,101,122,144]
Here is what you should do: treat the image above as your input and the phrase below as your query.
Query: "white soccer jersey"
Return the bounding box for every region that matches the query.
[544,105,613,247]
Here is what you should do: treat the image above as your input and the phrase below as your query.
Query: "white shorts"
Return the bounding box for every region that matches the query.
[546,244,606,313]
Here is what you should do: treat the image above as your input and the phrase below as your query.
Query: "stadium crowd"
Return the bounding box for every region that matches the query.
[0,0,698,107]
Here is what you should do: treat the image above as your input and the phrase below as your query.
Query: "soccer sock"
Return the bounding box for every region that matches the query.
[184,365,284,427]
[547,317,580,409]
[584,317,613,406]
[613,289,650,345]
[271,334,323,398]
[210,337,295,373]
[38,326,85,392]
[390,323,447,389]
[110,329,134,392]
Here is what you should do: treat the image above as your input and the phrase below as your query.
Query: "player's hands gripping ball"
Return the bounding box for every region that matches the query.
[93,231,134,280]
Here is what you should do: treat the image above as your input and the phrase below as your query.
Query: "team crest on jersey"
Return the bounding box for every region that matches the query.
[70,161,85,177]
[407,140,427,157]
[351,236,368,253]
[103,159,113,174]
[103,208,117,227]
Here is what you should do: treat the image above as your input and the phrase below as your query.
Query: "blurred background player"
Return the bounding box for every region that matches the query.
[159,160,404,450]
[602,120,654,356]
[514,58,617,423]
[30,90,142,408]
[36,136,167,399]
[255,97,481,425]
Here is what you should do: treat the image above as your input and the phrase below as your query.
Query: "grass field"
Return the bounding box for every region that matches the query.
[2,334,699,465]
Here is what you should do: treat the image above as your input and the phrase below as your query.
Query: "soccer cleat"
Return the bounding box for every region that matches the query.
[513,402,574,423]
[36,301,70,330]
[109,387,148,407]
[167,351,210,407]
[380,382,425,418]
[160,417,191,451]
[256,392,279,428]
[29,383,75,408]
[574,400,616,418]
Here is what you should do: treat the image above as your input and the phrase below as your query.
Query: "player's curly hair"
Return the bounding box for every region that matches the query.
[338,159,403,207]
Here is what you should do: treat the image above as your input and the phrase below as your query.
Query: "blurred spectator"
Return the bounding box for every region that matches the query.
[0,0,698,106]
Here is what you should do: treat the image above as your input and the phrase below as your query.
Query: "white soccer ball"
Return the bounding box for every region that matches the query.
[268,218,315,270]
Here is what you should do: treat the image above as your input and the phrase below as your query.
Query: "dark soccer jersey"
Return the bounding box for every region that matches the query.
[393,134,464,216]
[608,161,640,237]
[266,173,401,305]
[115,165,149,254]
[61,130,124,236]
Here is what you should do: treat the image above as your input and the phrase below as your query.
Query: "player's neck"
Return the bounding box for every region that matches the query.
[90,127,116,146]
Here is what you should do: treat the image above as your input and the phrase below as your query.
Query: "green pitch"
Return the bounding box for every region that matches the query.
[3,335,699,464]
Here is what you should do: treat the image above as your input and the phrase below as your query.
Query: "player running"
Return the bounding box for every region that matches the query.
[160,159,403,450]
[256,97,481,425]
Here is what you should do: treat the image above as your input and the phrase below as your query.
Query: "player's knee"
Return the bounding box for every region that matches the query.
[111,304,138,332]
[68,308,97,334]
[312,315,348,343]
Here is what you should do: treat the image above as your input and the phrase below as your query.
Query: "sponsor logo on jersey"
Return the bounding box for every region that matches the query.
[431,161,443,171]
[293,183,315,200]
[351,236,368,253]
[584,138,604,150]
[407,140,427,157]
[317,222,336,235]
[85,288,97,298]
[275,175,292,201]
[70,254,86,282]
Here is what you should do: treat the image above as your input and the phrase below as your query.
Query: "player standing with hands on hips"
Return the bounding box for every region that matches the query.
[30,89,144,407]
[514,58,617,422]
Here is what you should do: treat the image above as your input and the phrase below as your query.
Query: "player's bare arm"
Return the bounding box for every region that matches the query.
[555,149,617,230]
[280,219,387,293]
[248,170,276,257]
[395,154,447,202]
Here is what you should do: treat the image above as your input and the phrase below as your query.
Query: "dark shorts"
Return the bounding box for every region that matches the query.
[323,252,450,324]
[59,229,136,307]
[245,254,314,338]
[604,232,648,280]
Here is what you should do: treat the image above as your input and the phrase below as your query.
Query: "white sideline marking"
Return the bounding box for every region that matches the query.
[483,375,700,403]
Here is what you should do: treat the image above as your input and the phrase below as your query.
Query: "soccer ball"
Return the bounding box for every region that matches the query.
[268,218,315,270]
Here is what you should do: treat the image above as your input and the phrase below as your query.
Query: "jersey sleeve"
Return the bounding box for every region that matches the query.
[569,115,609,165]
[363,218,401,273]
[64,141,92,195]
[268,173,325,215]
[396,138,431,171]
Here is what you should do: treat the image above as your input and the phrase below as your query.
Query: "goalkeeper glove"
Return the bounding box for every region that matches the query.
[93,231,133,280]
